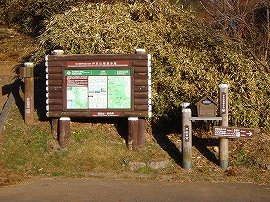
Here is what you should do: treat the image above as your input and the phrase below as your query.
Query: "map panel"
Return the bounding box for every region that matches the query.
[65,69,131,110]
[108,76,131,109]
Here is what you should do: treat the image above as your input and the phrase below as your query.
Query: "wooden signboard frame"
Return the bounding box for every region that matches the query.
[46,53,151,118]
[45,50,151,149]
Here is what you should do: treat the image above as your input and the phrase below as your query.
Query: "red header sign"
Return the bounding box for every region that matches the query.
[213,126,254,138]
[66,61,130,68]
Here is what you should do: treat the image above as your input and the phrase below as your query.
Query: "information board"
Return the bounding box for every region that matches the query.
[65,69,131,110]
[45,53,151,118]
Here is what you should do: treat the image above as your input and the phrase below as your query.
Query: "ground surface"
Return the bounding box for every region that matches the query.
[0,177,270,202]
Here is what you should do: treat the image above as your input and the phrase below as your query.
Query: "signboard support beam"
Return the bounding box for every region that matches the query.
[24,62,34,125]
[219,84,229,168]
[138,118,146,148]
[59,117,70,148]
[128,117,139,150]
[182,103,192,169]
[51,118,59,139]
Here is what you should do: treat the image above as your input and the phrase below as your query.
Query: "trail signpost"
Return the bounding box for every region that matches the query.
[213,126,255,138]
[181,84,260,170]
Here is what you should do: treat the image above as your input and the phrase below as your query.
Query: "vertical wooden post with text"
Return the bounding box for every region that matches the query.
[182,102,192,169]
[24,62,34,125]
[219,84,229,168]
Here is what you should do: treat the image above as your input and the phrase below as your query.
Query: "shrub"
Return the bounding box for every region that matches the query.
[31,0,270,131]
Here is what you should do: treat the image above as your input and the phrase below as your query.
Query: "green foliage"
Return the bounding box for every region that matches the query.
[30,0,270,131]
[0,0,85,34]
[235,150,259,168]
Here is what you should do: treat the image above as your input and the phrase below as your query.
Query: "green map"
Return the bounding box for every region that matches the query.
[65,69,131,109]
[108,76,131,108]
[67,86,88,109]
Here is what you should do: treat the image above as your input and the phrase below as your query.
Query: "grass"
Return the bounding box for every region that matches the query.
[0,104,172,177]
[1,103,269,186]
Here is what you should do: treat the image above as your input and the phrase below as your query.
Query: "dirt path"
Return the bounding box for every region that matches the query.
[0,177,269,202]
[0,26,35,109]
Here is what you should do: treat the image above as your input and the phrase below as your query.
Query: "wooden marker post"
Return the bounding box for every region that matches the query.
[181,103,192,169]
[219,84,229,168]
[24,62,34,125]
[59,117,70,148]
[128,117,139,150]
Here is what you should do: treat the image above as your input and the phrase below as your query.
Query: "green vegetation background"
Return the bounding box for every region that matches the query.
[1,0,270,130]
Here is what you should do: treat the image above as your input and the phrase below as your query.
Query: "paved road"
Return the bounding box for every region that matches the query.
[0,178,269,202]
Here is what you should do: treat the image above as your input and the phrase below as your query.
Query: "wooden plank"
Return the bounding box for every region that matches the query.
[134,105,148,111]
[134,98,148,105]
[47,99,63,105]
[134,66,148,73]
[47,74,62,80]
[134,86,148,92]
[47,105,63,111]
[47,61,64,68]
[134,80,148,86]
[124,111,148,117]
[132,61,148,67]
[48,110,149,118]
[48,80,63,86]
[134,92,148,98]
[47,67,62,74]
[47,92,62,99]
[47,86,62,90]
[134,73,148,79]
[190,117,222,121]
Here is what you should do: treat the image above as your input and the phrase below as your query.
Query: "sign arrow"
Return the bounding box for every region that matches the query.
[247,131,253,136]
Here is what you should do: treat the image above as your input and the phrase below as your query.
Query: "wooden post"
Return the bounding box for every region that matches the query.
[138,118,146,148]
[219,84,229,168]
[24,62,34,125]
[181,103,192,169]
[52,49,64,55]
[59,117,70,148]
[128,117,139,150]
[51,118,59,139]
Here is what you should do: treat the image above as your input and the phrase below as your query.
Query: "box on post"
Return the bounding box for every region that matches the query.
[195,95,217,117]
